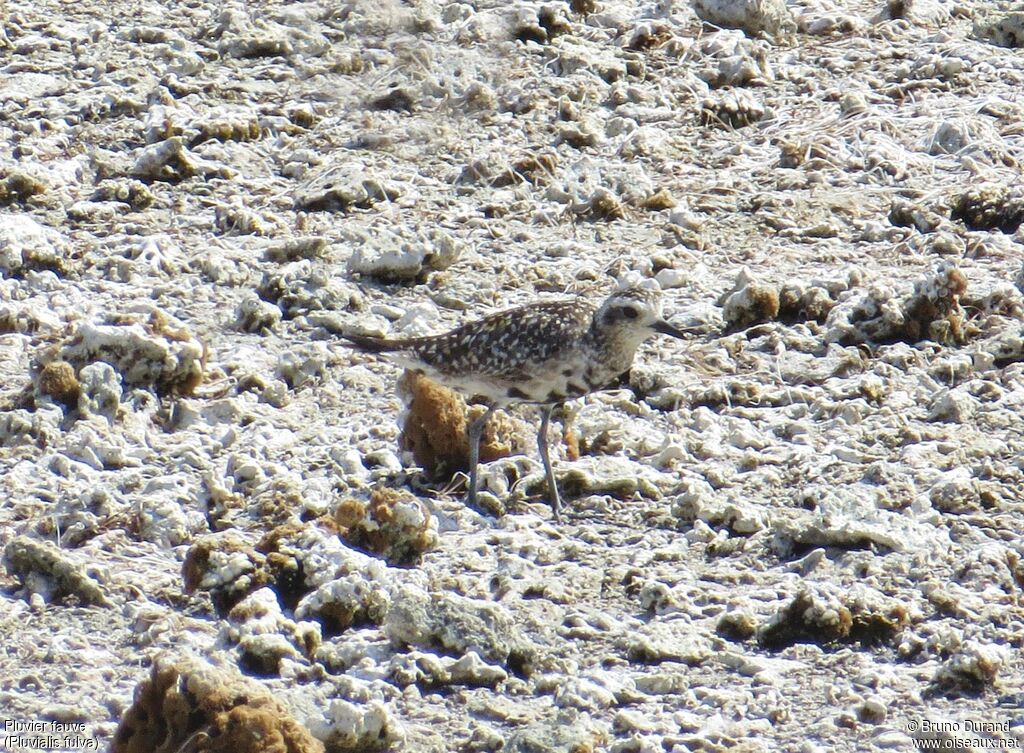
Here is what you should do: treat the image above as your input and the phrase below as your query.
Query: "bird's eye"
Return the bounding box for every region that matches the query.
[622,306,639,320]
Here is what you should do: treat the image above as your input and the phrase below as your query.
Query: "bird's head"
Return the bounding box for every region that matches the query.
[594,286,689,345]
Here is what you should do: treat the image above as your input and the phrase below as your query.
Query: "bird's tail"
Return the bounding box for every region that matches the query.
[339,332,408,353]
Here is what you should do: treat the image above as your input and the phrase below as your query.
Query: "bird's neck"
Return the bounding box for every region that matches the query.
[585,327,643,380]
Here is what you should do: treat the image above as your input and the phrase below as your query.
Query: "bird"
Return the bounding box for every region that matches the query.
[340,285,689,520]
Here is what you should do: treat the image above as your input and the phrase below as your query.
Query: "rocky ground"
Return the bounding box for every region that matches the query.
[2,0,1024,750]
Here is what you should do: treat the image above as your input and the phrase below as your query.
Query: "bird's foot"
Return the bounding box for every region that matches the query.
[466,489,505,518]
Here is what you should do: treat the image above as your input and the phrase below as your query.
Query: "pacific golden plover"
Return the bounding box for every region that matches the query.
[341,285,688,520]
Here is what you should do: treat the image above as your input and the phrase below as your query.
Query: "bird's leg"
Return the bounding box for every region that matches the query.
[466,405,495,510]
[537,404,562,521]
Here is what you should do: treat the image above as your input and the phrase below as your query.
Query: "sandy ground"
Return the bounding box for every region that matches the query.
[2,0,1024,750]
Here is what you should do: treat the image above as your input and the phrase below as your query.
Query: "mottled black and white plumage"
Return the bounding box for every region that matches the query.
[341,286,688,520]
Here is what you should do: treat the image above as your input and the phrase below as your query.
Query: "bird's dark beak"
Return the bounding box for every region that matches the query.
[653,319,690,339]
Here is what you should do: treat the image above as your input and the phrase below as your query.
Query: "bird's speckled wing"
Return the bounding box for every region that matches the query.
[405,299,595,381]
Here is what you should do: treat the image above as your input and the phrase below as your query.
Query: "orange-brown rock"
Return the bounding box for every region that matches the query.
[334,487,437,564]
[112,654,323,753]
[396,370,516,480]
[36,360,81,407]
